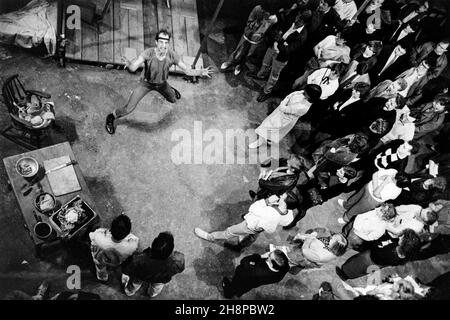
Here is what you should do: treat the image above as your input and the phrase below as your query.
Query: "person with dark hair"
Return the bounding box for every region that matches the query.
[305,63,345,100]
[409,40,449,80]
[220,4,278,75]
[336,229,422,279]
[411,94,450,140]
[221,249,289,298]
[121,231,185,297]
[308,0,345,46]
[104,29,213,134]
[365,78,407,102]
[256,9,311,102]
[194,190,301,252]
[393,175,447,207]
[89,214,139,282]
[338,168,406,223]
[249,84,322,149]
[369,40,410,84]
[395,58,433,105]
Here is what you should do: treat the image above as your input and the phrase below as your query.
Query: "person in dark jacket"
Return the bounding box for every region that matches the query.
[336,228,421,279]
[221,249,289,298]
[121,231,185,297]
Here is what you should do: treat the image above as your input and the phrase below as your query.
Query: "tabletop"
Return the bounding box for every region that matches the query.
[3,142,98,247]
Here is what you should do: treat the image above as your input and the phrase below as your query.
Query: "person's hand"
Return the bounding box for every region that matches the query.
[267,195,279,205]
[120,56,131,69]
[269,15,278,24]
[201,66,214,78]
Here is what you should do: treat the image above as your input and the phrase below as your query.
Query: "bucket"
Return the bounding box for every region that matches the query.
[33,221,54,240]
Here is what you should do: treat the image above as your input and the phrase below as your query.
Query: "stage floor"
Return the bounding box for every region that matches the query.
[65,0,203,71]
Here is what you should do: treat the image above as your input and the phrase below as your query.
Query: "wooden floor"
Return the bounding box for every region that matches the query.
[65,0,203,70]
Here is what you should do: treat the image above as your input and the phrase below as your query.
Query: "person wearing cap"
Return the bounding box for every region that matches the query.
[105,29,213,135]
[249,84,322,149]
[194,190,300,252]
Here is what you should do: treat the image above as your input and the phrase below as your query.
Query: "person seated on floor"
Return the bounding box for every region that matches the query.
[89,214,139,282]
[270,227,347,274]
[221,249,290,299]
[342,202,397,251]
[341,274,428,300]
[121,231,185,297]
[336,228,422,279]
[194,189,301,252]
[386,203,439,238]
[249,155,306,201]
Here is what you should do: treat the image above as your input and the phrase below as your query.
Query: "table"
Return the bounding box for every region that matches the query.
[3,142,99,255]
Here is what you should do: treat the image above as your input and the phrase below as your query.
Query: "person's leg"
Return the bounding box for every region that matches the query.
[339,250,375,279]
[121,273,143,296]
[90,247,109,281]
[147,283,165,297]
[256,47,276,79]
[221,36,246,70]
[114,82,152,118]
[263,59,288,94]
[344,186,379,221]
[156,82,178,103]
[210,221,256,241]
[343,185,367,211]
[106,82,151,134]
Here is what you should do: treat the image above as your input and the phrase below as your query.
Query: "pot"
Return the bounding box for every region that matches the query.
[33,221,53,240]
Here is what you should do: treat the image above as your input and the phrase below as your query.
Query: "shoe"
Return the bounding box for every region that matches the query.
[249,190,256,200]
[121,273,130,287]
[337,217,346,224]
[194,228,214,241]
[220,62,231,71]
[283,209,306,230]
[337,199,345,207]
[33,281,50,300]
[257,92,271,102]
[234,65,242,76]
[149,284,164,298]
[173,87,181,100]
[224,242,243,252]
[105,113,116,135]
[335,266,349,281]
[249,138,264,149]
[96,270,109,282]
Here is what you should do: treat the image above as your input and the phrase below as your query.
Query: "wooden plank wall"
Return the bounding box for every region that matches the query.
[64,0,202,69]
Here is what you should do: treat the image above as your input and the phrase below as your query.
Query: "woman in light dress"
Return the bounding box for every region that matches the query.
[249,84,322,148]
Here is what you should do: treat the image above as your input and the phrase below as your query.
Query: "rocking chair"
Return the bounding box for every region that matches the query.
[1,74,56,150]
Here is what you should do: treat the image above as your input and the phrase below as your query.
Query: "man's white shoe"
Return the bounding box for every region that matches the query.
[220,62,230,70]
[337,217,346,224]
[249,138,264,149]
[337,199,345,207]
[194,228,214,241]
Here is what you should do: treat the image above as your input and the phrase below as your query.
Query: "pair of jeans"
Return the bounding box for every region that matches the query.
[115,80,176,118]
[211,221,263,248]
[122,273,164,297]
[263,58,288,94]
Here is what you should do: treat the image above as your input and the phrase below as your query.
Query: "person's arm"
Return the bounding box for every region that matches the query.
[409,43,426,67]
[122,55,145,73]
[176,60,214,78]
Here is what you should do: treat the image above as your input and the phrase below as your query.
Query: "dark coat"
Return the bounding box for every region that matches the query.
[225,254,289,297]
[276,26,308,63]
[122,249,185,284]
[369,43,410,84]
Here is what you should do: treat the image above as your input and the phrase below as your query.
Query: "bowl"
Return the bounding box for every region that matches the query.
[35,192,57,214]
[15,157,39,178]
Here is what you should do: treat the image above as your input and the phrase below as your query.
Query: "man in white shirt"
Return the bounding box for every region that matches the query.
[89,214,139,282]
[194,190,300,251]
[340,168,404,222]
[387,203,439,238]
[380,106,415,144]
[344,203,397,250]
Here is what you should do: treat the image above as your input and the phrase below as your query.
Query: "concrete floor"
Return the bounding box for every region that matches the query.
[1,25,450,300]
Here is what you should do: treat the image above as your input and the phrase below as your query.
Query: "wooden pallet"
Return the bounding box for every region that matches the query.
[64,0,203,72]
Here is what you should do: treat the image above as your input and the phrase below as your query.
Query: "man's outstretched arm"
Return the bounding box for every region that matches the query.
[176,60,214,78]
[123,55,145,72]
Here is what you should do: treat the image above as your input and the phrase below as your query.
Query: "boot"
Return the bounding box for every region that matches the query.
[105,113,116,135]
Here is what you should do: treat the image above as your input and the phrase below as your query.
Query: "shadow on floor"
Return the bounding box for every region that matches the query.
[120,110,175,134]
